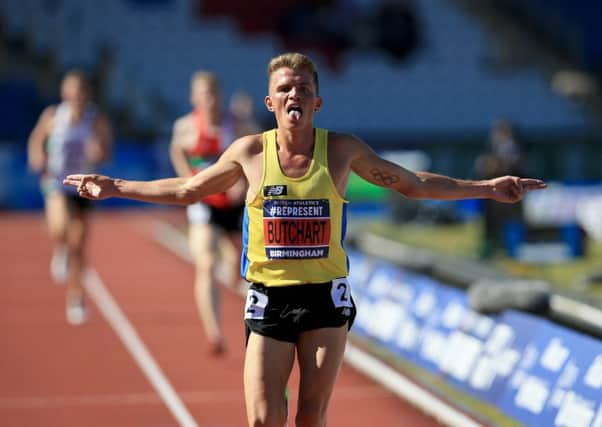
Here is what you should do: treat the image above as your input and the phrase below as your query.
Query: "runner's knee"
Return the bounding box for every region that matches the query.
[48,225,66,242]
[194,252,217,274]
[47,214,67,242]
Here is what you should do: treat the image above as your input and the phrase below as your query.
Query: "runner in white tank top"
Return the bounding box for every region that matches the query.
[28,70,112,325]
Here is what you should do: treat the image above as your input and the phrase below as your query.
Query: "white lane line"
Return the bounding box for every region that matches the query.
[151,221,193,264]
[344,344,484,427]
[85,268,199,427]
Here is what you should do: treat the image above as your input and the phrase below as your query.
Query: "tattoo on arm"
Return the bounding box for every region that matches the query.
[370,168,400,187]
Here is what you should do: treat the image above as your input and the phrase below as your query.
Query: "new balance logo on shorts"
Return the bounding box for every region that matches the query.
[264,185,287,196]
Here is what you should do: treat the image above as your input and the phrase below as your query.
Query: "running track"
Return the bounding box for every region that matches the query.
[0,209,439,426]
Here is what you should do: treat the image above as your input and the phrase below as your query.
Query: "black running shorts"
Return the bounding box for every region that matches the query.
[66,193,91,212]
[209,205,243,232]
[244,278,357,343]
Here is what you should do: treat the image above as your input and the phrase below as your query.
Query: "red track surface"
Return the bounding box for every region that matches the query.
[0,209,439,426]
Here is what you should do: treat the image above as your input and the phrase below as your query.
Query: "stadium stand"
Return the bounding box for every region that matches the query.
[0,0,594,138]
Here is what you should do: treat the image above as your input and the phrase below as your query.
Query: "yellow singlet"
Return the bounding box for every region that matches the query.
[241,128,349,286]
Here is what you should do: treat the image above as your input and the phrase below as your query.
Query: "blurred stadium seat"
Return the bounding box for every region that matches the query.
[0,0,594,137]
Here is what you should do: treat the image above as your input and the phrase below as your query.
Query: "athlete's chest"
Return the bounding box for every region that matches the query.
[277,152,313,179]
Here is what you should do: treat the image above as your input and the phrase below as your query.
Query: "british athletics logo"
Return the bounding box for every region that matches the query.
[263,199,331,259]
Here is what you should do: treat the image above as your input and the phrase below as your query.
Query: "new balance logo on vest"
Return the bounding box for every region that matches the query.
[264,185,287,196]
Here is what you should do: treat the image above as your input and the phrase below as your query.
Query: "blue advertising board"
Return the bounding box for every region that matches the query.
[497,313,602,427]
[347,248,602,427]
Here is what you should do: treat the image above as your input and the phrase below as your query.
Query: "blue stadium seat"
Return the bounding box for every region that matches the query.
[0,0,593,138]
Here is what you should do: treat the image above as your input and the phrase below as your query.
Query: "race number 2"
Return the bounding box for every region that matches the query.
[331,278,353,308]
[245,288,268,319]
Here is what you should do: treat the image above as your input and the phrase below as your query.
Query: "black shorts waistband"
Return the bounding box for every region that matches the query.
[249,281,334,297]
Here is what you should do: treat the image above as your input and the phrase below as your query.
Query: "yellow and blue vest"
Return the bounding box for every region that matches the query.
[241,128,349,286]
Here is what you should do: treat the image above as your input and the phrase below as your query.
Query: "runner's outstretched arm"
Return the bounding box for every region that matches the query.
[347,136,546,203]
[63,154,243,205]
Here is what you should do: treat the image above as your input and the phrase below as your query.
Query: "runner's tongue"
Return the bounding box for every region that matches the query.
[288,109,301,120]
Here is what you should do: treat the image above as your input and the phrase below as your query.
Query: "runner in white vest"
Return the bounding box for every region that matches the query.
[28,70,112,325]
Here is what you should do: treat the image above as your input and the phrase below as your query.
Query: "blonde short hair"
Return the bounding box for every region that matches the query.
[267,52,319,93]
